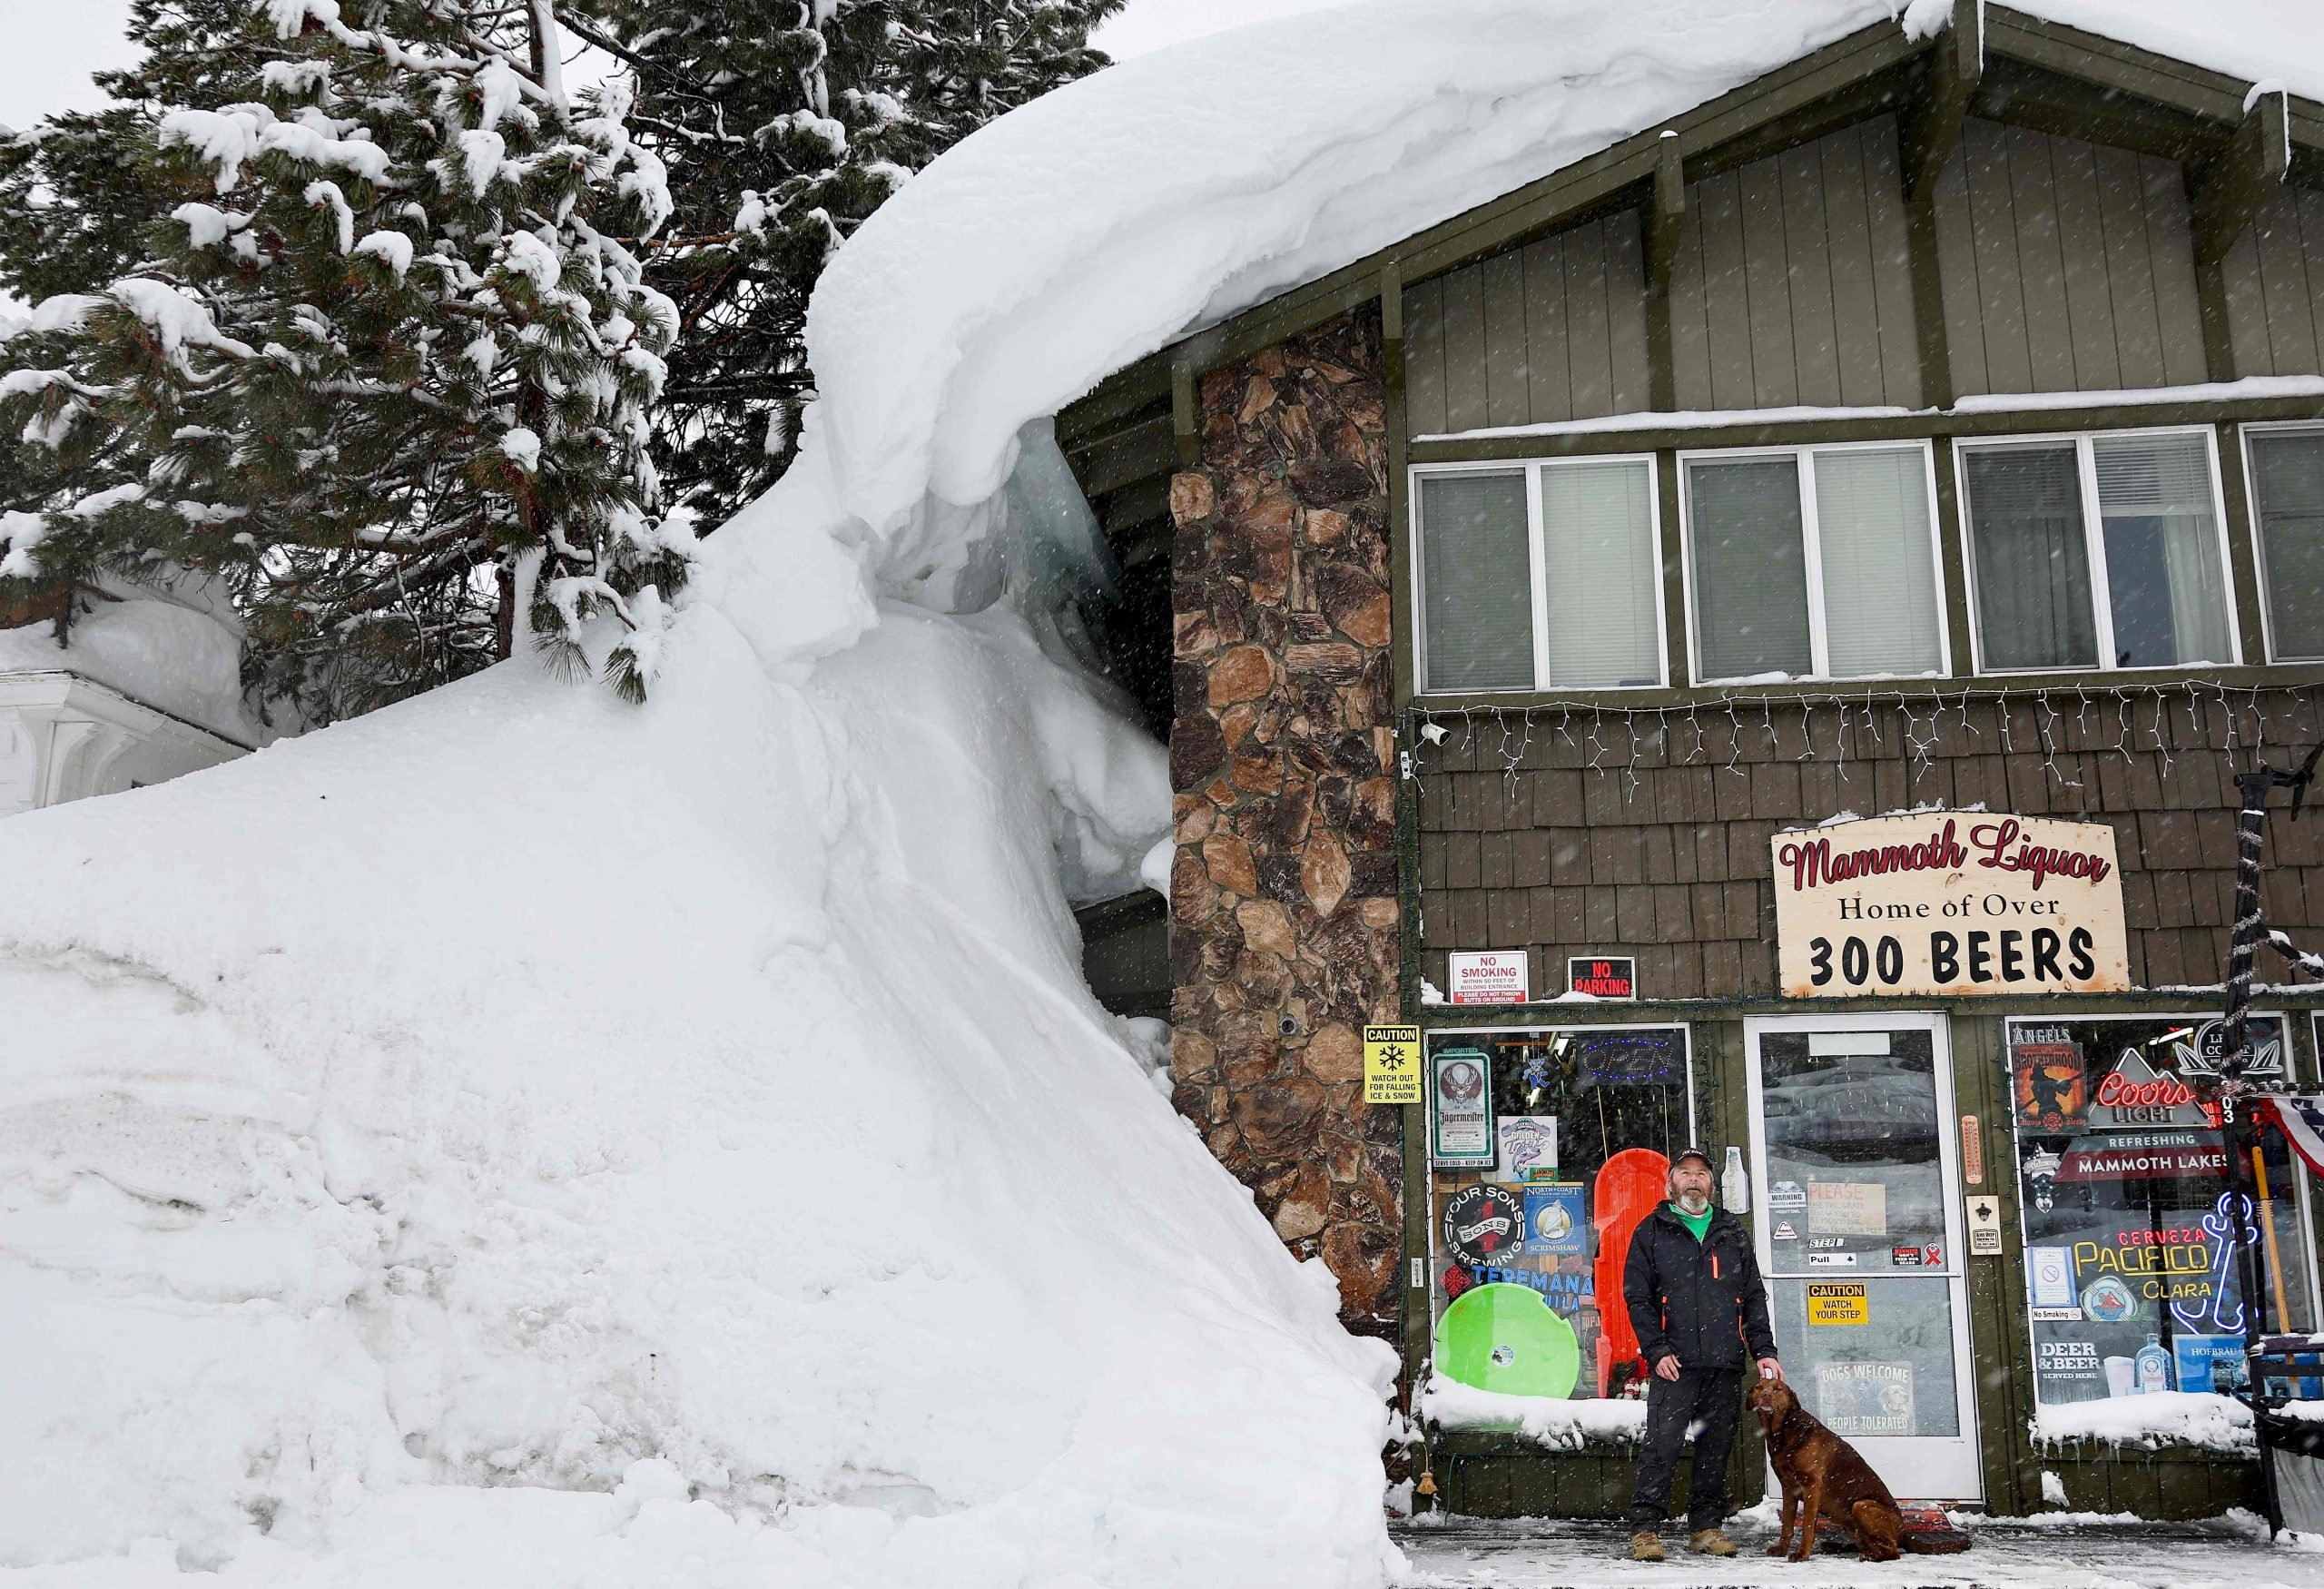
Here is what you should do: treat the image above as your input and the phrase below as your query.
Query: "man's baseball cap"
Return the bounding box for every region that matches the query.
[1670,1147,1715,1170]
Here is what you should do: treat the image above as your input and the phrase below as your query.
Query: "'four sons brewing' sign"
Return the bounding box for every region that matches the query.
[1772,814,2129,999]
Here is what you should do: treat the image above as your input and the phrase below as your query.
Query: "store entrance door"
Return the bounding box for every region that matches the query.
[1744,1013,1982,1502]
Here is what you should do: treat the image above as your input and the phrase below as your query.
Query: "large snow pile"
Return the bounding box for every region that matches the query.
[0,592,1399,1584]
[7,0,2324,1584]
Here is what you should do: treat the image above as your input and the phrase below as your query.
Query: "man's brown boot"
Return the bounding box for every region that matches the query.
[1630,1531,1665,1562]
[1688,1528,1739,1556]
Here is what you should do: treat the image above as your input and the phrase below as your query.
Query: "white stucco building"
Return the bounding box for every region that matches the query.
[0,583,255,817]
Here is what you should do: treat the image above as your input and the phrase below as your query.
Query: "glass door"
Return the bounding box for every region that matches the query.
[1745,1013,1982,1501]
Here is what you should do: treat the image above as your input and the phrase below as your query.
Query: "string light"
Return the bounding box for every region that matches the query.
[1413,683,2316,804]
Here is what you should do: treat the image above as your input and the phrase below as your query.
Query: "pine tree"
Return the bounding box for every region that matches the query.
[559,0,1120,521]
[0,0,692,724]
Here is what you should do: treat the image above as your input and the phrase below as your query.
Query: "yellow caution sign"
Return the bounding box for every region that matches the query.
[1364,1024,1423,1104]
[1806,1282,1868,1326]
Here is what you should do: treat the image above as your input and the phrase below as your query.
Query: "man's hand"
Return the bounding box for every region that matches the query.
[1655,1354,1682,1381]
[1757,1357,1783,1382]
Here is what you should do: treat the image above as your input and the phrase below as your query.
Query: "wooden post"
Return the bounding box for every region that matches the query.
[2192,90,2291,384]
[1645,133,1686,415]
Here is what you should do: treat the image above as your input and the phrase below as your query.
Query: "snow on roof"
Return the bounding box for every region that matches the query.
[803,0,2324,583]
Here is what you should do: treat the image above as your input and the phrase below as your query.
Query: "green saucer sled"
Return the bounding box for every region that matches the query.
[1434,1283,1581,1397]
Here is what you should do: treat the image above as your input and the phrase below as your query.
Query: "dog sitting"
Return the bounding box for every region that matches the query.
[1747,1377,1905,1562]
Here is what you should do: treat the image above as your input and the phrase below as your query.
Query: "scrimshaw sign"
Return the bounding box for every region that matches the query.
[1772,814,2130,999]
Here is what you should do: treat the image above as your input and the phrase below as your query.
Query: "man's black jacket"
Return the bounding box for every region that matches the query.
[1621,1203,1777,1371]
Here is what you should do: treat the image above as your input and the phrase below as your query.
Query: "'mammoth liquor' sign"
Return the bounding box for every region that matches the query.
[1772,814,2130,998]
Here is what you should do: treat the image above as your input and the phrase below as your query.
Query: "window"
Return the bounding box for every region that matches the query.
[2245,424,2324,661]
[1413,459,1663,695]
[1424,1025,1695,1405]
[1681,444,1945,684]
[2008,1014,2316,1413]
[1960,430,2236,673]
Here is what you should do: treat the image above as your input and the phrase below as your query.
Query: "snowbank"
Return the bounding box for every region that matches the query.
[2033,1392,2258,1455]
[1418,1376,1649,1449]
[0,591,1399,1584]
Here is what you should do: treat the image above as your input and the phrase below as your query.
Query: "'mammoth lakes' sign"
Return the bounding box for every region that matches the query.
[1772,814,2130,998]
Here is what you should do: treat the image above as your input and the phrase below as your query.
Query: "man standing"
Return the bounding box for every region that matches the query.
[1620,1147,1779,1561]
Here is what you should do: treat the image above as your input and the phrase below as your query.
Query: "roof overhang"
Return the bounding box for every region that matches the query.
[1058,0,2324,556]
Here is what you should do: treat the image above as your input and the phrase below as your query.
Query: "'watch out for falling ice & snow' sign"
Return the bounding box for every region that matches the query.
[1771,814,2130,998]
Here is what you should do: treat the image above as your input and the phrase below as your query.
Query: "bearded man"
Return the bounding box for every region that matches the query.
[1619,1147,1781,1561]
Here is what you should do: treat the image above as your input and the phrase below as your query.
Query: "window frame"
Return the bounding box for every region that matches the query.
[1675,438,1951,687]
[1955,424,2242,677]
[2238,419,2324,664]
[1408,453,1669,697]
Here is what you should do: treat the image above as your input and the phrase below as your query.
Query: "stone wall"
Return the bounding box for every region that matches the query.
[1165,308,1404,1339]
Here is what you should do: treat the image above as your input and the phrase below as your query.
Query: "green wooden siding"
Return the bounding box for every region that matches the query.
[1670,114,1923,412]
[1933,117,2210,396]
[1403,211,1649,438]
[2222,187,2324,378]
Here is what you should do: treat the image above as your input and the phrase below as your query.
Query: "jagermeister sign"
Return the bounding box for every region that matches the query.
[1772,814,2130,998]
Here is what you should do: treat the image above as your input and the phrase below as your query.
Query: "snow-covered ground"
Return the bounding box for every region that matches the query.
[1394,1512,2324,1588]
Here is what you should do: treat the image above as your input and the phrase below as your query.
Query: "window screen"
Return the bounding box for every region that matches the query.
[1688,459,1813,680]
[2250,429,2324,660]
[1965,444,2099,671]
[1420,471,1533,692]
[2093,434,2231,667]
[1816,448,1943,677]
[1541,459,1660,687]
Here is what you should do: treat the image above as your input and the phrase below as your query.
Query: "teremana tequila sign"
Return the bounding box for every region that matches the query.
[1772,814,2130,998]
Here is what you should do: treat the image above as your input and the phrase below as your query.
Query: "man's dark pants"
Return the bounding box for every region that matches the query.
[1624,1366,1743,1534]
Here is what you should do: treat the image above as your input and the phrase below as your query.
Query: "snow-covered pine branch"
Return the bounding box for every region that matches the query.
[561,0,1123,519]
[0,0,687,725]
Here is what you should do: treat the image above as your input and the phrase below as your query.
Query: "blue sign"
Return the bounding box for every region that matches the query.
[1524,1184,1588,1257]
[2172,1334,2247,1395]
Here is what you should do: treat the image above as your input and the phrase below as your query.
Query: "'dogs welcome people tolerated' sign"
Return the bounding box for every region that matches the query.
[1771,814,2131,998]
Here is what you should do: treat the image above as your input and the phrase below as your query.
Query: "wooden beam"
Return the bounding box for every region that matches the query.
[1170,357,1198,469]
[1645,133,1685,415]
[1646,133,1687,298]
[1904,0,1982,202]
[2193,88,2292,268]
[1383,261,1417,706]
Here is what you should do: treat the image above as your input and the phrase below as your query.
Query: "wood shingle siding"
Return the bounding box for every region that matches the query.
[1670,114,1922,412]
[1933,118,2209,396]
[1403,211,1649,437]
[2222,187,2324,377]
[1412,689,2324,1003]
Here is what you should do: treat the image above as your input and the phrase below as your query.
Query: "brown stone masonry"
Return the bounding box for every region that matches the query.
[1166,309,1404,1338]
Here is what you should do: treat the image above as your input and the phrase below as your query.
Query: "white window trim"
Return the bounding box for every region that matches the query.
[1676,438,1951,687]
[2239,420,2324,664]
[1955,424,2243,676]
[1409,455,1669,697]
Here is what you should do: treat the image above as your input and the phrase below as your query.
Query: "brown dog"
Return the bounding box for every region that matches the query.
[1747,1377,1904,1562]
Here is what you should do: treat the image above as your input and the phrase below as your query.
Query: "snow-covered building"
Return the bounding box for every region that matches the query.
[0,586,252,817]
[1050,0,2324,1524]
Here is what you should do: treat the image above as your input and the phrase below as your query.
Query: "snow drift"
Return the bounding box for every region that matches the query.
[6,0,2324,1583]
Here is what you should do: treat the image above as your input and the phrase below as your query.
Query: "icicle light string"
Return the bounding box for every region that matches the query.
[1413,684,2316,803]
